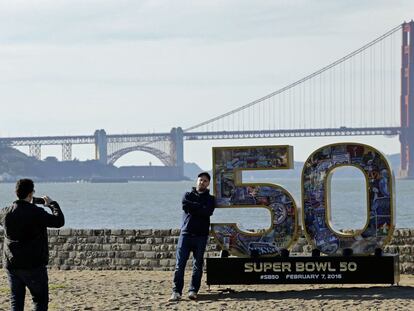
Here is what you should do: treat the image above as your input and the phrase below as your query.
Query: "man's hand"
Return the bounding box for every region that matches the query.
[42,196,53,207]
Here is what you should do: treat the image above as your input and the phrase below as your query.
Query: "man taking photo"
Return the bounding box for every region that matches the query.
[0,178,65,311]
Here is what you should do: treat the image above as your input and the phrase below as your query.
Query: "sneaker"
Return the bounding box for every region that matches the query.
[188,291,197,300]
[169,292,181,301]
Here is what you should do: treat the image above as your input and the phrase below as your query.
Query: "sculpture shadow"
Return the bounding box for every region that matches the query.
[198,285,414,302]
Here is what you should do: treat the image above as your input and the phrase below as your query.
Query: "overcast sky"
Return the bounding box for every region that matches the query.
[1,0,413,169]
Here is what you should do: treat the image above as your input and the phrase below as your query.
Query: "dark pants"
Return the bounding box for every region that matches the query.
[6,265,49,311]
[173,234,208,295]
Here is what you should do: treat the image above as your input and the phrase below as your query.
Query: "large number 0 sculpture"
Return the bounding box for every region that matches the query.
[211,143,395,256]
[302,143,394,255]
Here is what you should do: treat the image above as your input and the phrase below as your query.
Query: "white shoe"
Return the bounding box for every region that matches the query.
[188,291,197,300]
[169,292,181,301]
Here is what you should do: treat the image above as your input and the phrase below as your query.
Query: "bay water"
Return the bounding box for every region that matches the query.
[0,178,412,230]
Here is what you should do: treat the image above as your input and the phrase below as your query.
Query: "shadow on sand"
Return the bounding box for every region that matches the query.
[197,285,414,301]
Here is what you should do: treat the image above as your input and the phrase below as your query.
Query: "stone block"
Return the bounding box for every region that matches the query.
[114,258,131,266]
[48,229,59,236]
[153,245,169,252]
[131,244,141,251]
[138,229,153,237]
[116,237,126,243]
[83,244,94,251]
[159,259,172,267]
[159,229,171,236]
[69,251,77,258]
[134,251,145,259]
[59,228,72,236]
[62,244,74,251]
[66,237,77,244]
[111,229,123,235]
[109,237,118,243]
[125,237,136,244]
[57,237,67,243]
[120,244,132,251]
[143,252,157,259]
[163,237,175,244]
[154,238,164,244]
[116,251,135,258]
[139,259,152,267]
[124,230,136,236]
[93,229,105,236]
[86,236,97,243]
[53,258,63,265]
[140,244,152,251]
[93,258,110,266]
[65,259,74,265]
[146,238,155,244]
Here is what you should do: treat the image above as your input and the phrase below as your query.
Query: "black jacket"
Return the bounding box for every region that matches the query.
[181,188,215,236]
[0,200,65,269]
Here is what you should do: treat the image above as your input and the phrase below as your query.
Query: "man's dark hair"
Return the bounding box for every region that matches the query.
[197,172,211,181]
[15,178,34,200]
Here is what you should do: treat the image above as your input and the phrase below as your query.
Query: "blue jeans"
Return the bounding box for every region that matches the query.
[6,265,49,311]
[173,234,208,295]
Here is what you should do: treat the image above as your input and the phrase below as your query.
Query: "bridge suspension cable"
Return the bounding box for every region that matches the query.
[184,23,402,133]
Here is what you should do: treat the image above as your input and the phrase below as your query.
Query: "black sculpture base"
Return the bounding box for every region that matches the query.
[206,254,399,285]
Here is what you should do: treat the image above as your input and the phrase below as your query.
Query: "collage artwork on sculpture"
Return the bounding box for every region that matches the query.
[211,143,395,257]
[302,143,394,255]
[211,145,298,257]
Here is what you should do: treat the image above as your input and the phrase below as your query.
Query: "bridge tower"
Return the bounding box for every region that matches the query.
[170,127,184,178]
[29,144,41,160]
[62,143,72,161]
[94,129,108,165]
[400,20,414,178]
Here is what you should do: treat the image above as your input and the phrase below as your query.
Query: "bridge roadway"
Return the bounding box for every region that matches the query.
[0,126,401,145]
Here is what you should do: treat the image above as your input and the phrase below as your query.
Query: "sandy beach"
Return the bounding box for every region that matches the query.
[0,270,413,310]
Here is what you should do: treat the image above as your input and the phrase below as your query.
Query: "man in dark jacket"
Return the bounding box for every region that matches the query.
[0,178,65,311]
[170,172,215,301]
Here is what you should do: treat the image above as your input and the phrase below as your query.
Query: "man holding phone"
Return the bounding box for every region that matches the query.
[0,178,65,311]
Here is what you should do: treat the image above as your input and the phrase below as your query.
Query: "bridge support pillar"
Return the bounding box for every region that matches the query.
[399,21,414,178]
[94,129,108,165]
[170,127,184,178]
[62,143,72,161]
[29,144,41,160]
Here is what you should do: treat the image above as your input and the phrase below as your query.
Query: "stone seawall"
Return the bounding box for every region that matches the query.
[0,228,413,273]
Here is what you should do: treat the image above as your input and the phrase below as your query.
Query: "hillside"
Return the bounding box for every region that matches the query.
[0,146,201,182]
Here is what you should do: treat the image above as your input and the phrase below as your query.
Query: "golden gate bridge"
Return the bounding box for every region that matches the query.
[0,21,413,178]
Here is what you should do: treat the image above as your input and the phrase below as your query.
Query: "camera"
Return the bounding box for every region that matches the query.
[33,197,45,205]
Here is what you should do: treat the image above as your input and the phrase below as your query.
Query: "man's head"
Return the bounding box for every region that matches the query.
[196,172,211,192]
[15,178,35,201]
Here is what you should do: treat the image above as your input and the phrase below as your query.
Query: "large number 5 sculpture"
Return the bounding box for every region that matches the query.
[211,145,298,257]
